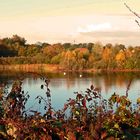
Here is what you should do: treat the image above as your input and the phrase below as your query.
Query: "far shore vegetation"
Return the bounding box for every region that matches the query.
[0,35,140,71]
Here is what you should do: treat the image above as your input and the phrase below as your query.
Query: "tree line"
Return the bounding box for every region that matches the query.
[0,35,140,70]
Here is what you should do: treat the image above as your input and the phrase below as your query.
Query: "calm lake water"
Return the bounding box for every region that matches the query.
[0,71,140,114]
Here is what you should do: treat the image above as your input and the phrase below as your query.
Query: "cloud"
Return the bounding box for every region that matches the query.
[68,21,140,46]
[77,22,112,33]
[80,31,140,38]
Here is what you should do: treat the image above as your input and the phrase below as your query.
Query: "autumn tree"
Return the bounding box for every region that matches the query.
[102,44,112,69]
[43,44,64,63]
[73,48,89,70]
[60,50,76,70]
[115,49,126,68]
[12,35,26,46]
[92,42,103,61]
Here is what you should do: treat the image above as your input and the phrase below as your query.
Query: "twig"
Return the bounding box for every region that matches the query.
[124,3,140,19]
[135,19,140,28]
[124,3,140,28]
[126,79,133,97]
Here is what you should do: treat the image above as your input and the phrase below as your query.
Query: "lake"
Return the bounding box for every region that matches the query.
[0,70,140,114]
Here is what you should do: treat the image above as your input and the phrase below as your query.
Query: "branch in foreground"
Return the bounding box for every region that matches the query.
[135,19,140,28]
[124,3,140,28]
[124,3,140,19]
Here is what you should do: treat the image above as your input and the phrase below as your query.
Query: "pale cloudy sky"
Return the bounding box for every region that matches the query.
[0,0,140,45]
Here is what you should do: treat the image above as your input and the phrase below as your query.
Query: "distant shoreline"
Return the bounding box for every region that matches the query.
[0,64,140,73]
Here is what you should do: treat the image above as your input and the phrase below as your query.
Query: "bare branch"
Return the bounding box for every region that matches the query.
[124,3,140,19]
[135,19,140,28]
[124,2,140,28]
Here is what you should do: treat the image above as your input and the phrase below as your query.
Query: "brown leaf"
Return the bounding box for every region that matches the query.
[101,131,107,139]
[67,131,76,140]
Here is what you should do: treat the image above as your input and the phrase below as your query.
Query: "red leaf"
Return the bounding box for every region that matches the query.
[67,131,76,140]
[82,98,86,107]
[69,99,75,106]
[101,131,107,139]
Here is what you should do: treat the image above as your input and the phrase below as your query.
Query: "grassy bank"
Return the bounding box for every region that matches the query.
[0,64,140,73]
[0,64,62,72]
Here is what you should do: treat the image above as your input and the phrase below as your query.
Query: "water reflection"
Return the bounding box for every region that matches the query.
[0,70,140,111]
[0,70,140,93]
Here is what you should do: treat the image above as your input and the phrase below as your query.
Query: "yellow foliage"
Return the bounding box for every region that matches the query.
[137,97,140,104]
[114,123,119,129]
[115,50,126,62]
[102,47,112,61]
[6,123,17,138]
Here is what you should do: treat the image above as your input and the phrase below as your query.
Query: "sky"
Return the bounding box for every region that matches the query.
[0,0,140,46]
